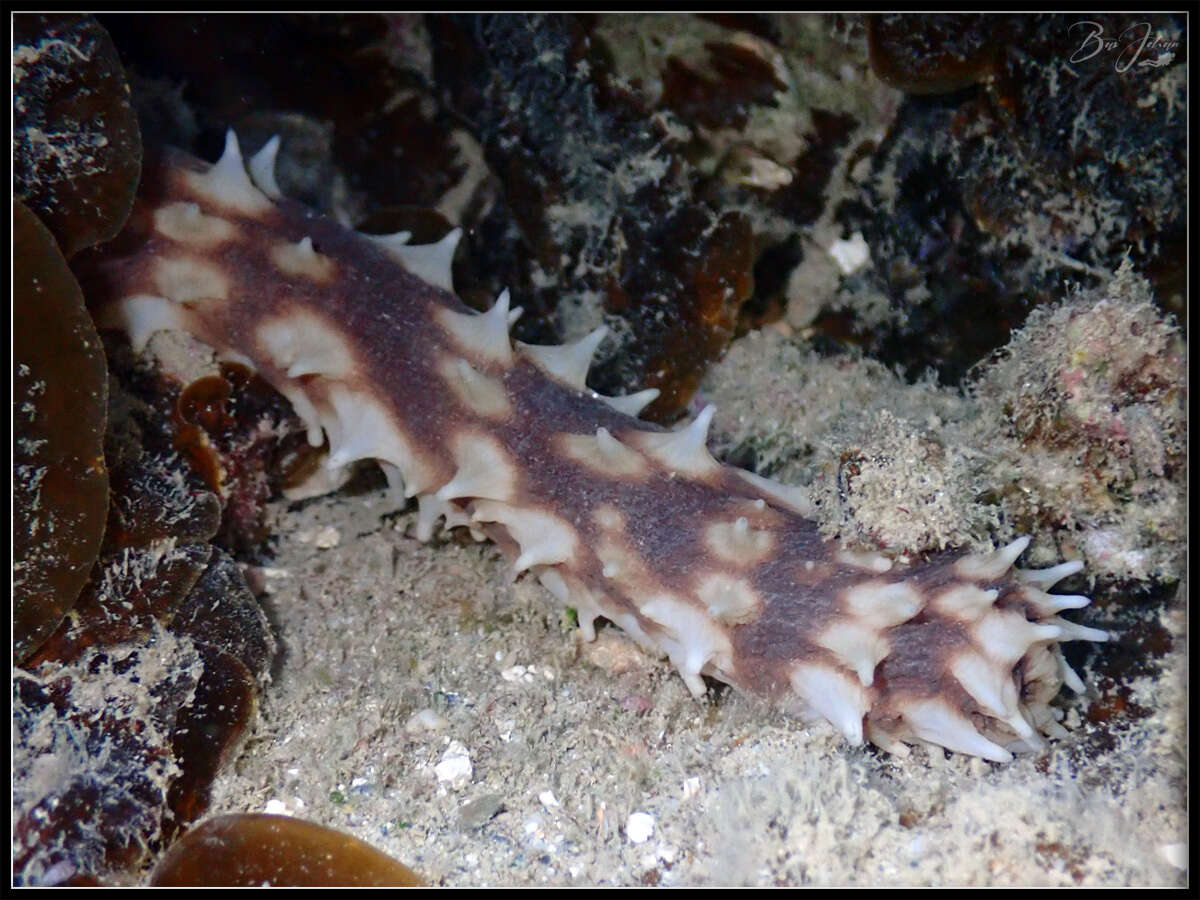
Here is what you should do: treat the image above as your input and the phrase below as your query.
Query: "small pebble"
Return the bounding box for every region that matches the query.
[404,708,447,734]
[434,741,472,790]
[827,231,870,275]
[626,811,654,844]
[313,525,340,549]
[458,793,504,829]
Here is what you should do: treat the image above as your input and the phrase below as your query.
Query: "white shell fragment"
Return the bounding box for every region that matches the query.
[434,740,473,790]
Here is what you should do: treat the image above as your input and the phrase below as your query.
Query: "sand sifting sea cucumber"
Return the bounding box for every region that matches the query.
[80,131,1109,763]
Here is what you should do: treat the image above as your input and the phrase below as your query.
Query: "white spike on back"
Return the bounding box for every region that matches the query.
[435,289,514,366]
[518,326,608,391]
[634,405,718,477]
[371,228,461,292]
[439,355,511,419]
[271,236,335,283]
[369,230,412,252]
[842,581,923,629]
[596,387,660,418]
[736,469,816,517]
[932,584,999,623]
[153,201,237,247]
[185,129,272,216]
[694,574,762,626]
[704,516,775,566]
[247,135,283,199]
[559,427,649,478]
[899,698,1013,762]
[814,621,888,686]
[955,535,1031,581]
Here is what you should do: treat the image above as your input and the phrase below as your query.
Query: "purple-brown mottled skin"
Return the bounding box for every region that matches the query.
[76,137,1105,762]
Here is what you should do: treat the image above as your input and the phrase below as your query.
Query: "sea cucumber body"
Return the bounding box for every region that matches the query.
[79,134,1106,762]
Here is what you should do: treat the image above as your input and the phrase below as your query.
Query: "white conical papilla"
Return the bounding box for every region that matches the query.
[470,501,577,573]
[435,289,515,365]
[955,535,1031,581]
[1018,585,1092,617]
[247,134,283,199]
[436,433,516,503]
[323,386,403,471]
[736,469,815,517]
[790,664,870,745]
[186,129,272,216]
[951,650,1019,718]
[635,404,718,476]
[1016,559,1085,591]
[972,609,1063,667]
[439,355,511,419]
[703,515,774,565]
[932,584,999,623]
[899,697,1013,763]
[369,228,462,293]
[415,493,473,542]
[518,326,608,391]
[1046,617,1109,643]
[1053,646,1088,694]
[814,620,888,687]
[639,593,732,698]
[597,387,660,418]
[559,427,648,478]
[843,580,924,630]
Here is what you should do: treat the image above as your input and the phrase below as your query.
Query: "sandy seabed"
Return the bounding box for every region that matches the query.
[205,486,1188,887]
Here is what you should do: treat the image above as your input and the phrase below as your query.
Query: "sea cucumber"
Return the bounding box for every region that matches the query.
[79,131,1109,762]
